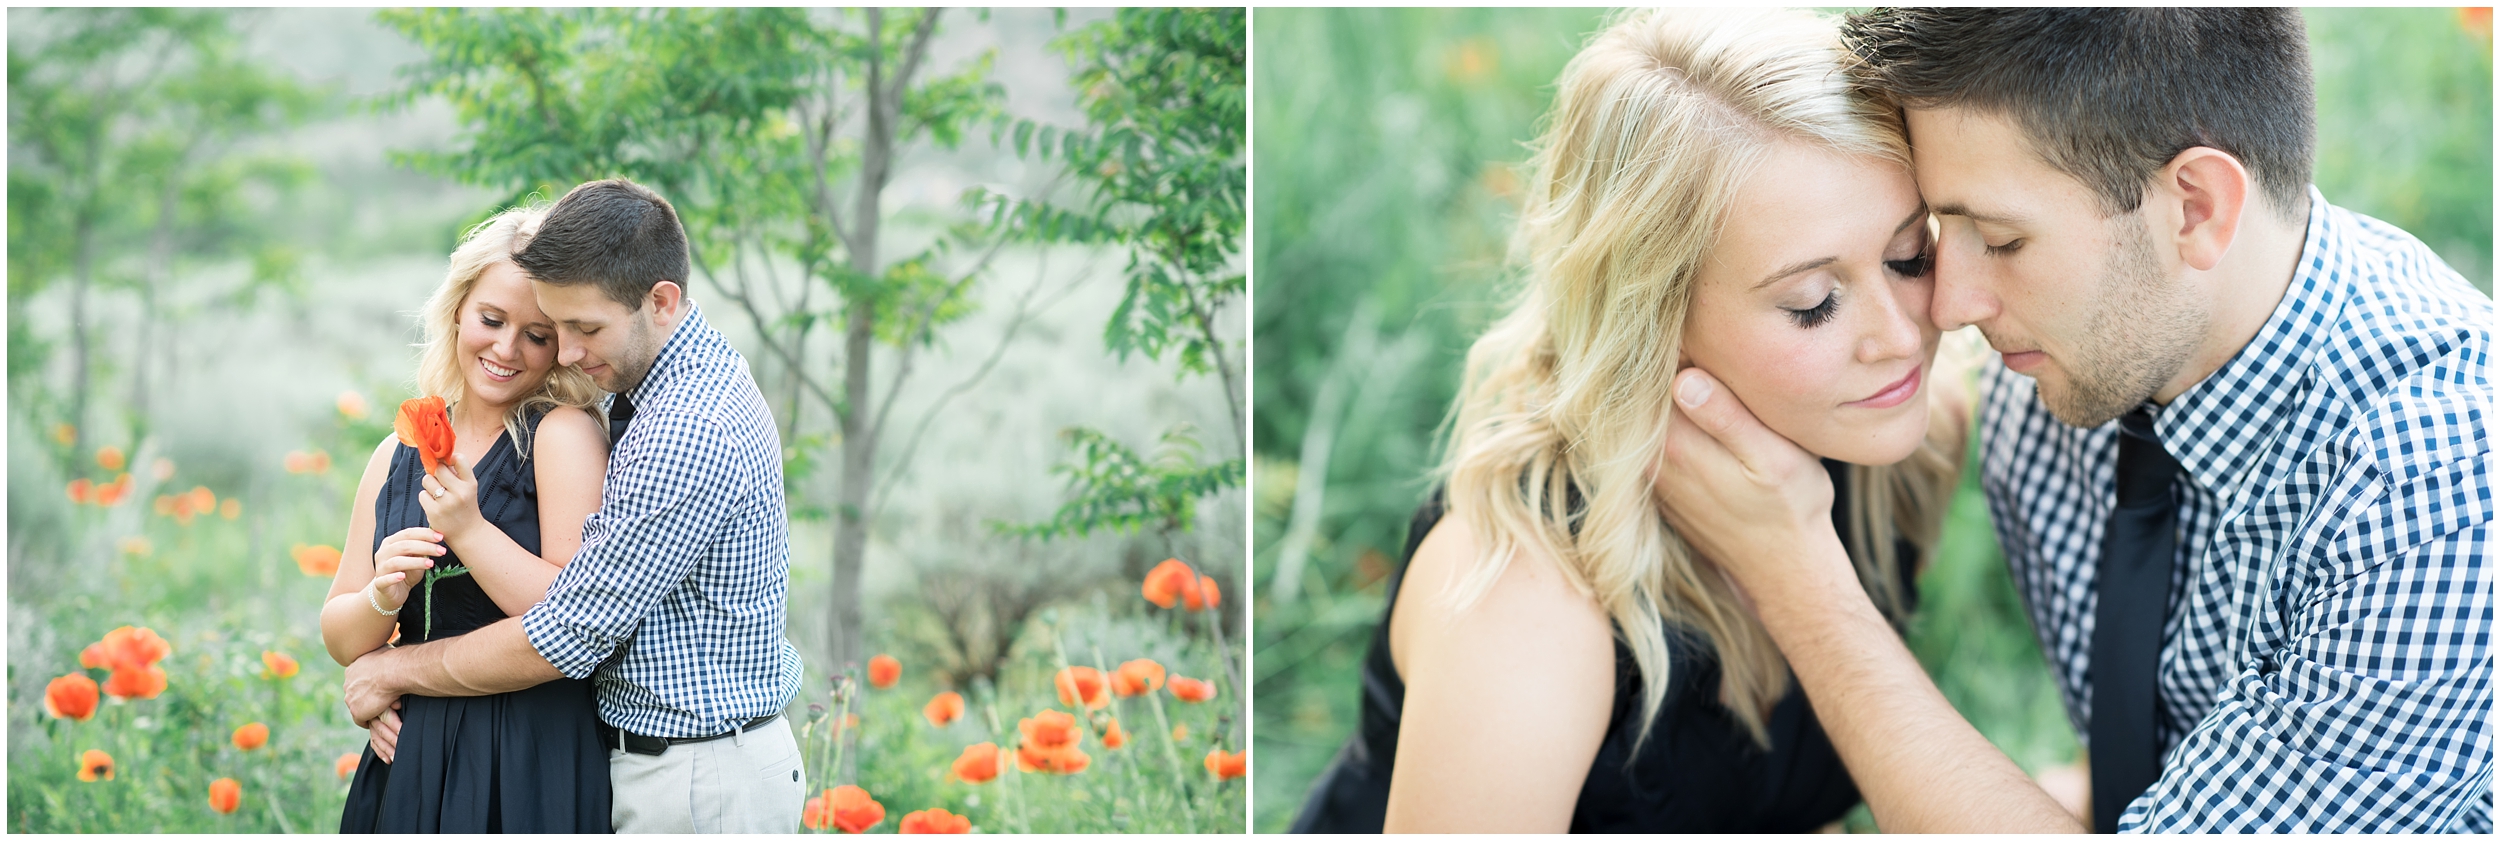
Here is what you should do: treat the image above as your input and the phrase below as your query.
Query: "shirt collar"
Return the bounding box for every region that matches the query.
[625,300,707,410]
[2153,185,2350,508]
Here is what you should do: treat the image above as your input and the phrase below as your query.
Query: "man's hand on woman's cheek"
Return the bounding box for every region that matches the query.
[1655,367,1854,600]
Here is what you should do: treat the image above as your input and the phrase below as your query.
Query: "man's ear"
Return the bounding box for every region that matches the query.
[647,280,686,322]
[2157,147,2250,273]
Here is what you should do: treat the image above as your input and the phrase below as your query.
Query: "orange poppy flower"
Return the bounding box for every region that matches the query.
[220,498,241,520]
[77,749,113,781]
[153,495,177,517]
[1020,709,1080,749]
[899,807,972,834]
[337,390,371,420]
[393,396,456,475]
[336,752,360,780]
[261,651,299,680]
[1168,676,1216,703]
[185,486,215,516]
[867,654,900,689]
[951,742,1003,784]
[1140,558,1196,609]
[52,423,76,446]
[66,478,92,505]
[1142,559,1223,611]
[293,544,342,577]
[95,446,125,472]
[1172,723,1189,742]
[116,536,154,558]
[93,626,172,672]
[1054,666,1108,709]
[96,474,131,507]
[233,722,269,751]
[802,789,834,831]
[1016,741,1093,774]
[283,451,311,474]
[1190,575,1221,610]
[830,785,885,833]
[923,690,964,727]
[1101,717,1128,750]
[309,450,332,473]
[1205,748,1247,780]
[45,674,99,721]
[208,777,241,814]
[102,665,167,700]
[1112,659,1166,696]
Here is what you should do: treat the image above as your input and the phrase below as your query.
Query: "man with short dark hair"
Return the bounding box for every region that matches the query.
[345,178,808,833]
[1656,8,2490,833]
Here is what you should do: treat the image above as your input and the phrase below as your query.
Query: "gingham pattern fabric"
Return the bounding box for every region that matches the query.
[523,303,804,739]
[1978,188,2492,832]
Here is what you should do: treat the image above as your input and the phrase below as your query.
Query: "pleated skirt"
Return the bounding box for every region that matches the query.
[340,677,612,833]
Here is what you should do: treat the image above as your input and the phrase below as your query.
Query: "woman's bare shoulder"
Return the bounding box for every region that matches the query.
[531,405,609,478]
[1391,508,1614,679]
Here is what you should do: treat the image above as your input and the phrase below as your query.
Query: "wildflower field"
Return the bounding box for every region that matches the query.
[11,403,1246,833]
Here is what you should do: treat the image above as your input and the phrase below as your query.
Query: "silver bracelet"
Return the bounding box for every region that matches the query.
[366,581,402,616]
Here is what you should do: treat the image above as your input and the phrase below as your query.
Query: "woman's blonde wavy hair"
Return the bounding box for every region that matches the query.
[413,205,607,457]
[1439,7,1960,749]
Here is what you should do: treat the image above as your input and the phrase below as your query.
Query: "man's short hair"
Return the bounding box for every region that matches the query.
[1842,8,2315,220]
[513,178,691,309]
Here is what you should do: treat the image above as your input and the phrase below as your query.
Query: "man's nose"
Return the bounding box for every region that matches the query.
[1930,233,2000,332]
[558,341,585,367]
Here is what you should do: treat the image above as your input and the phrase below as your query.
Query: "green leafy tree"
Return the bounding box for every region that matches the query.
[8,8,322,454]
[995,8,1247,546]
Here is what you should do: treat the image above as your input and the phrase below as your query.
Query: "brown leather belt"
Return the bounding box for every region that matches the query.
[602,713,779,756]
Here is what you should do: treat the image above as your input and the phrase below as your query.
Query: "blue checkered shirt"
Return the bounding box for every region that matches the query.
[1978,188,2491,832]
[523,302,804,738]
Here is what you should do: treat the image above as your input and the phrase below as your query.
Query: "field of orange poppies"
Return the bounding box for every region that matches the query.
[10,402,1246,833]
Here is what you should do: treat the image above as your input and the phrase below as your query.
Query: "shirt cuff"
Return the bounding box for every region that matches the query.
[522,600,623,680]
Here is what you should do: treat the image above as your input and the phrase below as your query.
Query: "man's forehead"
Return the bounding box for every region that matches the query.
[531,280,626,319]
[1904,107,2073,225]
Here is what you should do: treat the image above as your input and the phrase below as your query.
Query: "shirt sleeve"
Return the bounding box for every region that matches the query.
[2121,455,2492,832]
[523,410,743,679]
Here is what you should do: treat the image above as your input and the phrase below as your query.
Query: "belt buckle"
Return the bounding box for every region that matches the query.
[624,731,669,756]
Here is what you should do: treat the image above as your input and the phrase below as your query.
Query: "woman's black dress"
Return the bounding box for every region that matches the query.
[1290,461,1917,832]
[341,410,612,833]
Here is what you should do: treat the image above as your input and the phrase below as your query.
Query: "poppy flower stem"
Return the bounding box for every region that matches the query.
[1144,687,1199,832]
[418,565,471,640]
[981,696,1033,834]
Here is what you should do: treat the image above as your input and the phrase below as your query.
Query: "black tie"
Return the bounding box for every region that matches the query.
[608,392,636,446]
[2090,406,2178,833]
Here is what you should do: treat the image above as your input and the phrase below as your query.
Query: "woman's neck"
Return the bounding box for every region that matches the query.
[449,396,514,446]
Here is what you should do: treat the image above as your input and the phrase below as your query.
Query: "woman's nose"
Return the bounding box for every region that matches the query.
[1857,277,1928,363]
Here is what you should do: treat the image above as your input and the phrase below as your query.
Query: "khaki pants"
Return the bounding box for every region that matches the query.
[609,715,806,833]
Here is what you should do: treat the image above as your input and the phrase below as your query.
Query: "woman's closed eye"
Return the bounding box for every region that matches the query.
[1784,290,1840,328]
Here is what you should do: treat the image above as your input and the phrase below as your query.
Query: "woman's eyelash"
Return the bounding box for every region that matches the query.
[1785,291,1839,328]
[1886,253,1934,278]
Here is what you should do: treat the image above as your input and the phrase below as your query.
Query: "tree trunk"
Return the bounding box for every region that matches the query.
[67,214,95,451]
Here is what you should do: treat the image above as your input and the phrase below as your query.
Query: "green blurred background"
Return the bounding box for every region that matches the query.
[1249,7,2493,833]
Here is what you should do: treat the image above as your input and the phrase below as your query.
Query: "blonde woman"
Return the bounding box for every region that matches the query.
[319,206,614,832]
[1291,9,1972,833]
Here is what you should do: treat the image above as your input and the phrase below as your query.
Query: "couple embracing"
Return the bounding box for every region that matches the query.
[318,179,807,832]
[1298,7,2488,834]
